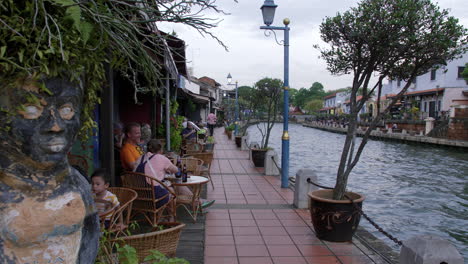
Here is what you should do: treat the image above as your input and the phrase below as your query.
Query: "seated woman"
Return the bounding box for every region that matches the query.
[142,139,178,209]
[143,139,215,210]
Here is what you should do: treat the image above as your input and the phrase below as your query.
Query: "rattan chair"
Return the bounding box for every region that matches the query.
[120,171,176,226]
[183,152,214,189]
[181,142,204,155]
[108,187,138,226]
[115,222,186,261]
[174,157,204,176]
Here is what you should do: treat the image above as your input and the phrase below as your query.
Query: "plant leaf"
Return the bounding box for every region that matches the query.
[79,22,93,44]
[66,6,81,31]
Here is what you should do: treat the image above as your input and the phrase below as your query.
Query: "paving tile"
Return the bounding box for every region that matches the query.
[205,245,237,257]
[237,244,270,257]
[263,235,294,245]
[233,226,260,236]
[255,219,282,226]
[206,235,235,245]
[235,235,265,245]
[206,226,233,236]
[304,256,341,264]
[205,257,239,264]
[238,257,273,264]
[259,226,289,236]
[272,257,307,264]
[231,213,254,220]
[254,213,279,220]
[284,226,314,236]
[206,219,232,226]
[290,235,323,245]
[232,219,258,227]
[267,245,302,257]
[280,219,309,227]
[296,245,333,256]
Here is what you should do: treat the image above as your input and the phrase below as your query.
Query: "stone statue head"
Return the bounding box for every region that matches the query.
[0,77,83,171]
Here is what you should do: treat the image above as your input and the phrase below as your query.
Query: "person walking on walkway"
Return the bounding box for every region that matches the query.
[207,112,217,136]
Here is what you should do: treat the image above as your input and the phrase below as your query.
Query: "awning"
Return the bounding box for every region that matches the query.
[404,88,444,97]
[188,91,210,103]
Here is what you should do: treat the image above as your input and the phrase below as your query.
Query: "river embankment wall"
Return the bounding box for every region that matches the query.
[302,121,468,149]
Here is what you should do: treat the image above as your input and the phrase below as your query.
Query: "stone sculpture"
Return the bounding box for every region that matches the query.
[0,77,99,263]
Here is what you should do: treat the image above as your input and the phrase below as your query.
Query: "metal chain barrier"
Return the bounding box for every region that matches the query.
[306,178,403,246]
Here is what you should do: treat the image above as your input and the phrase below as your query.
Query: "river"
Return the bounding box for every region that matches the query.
[247,123,468,258]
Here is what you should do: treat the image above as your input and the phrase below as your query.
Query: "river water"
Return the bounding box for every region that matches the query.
[247,123,468,257]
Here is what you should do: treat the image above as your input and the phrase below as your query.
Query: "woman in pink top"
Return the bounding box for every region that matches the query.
[207,112,217,136]
[143,140,178,208]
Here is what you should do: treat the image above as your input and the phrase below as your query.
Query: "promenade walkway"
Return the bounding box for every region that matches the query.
[203,128,388,264]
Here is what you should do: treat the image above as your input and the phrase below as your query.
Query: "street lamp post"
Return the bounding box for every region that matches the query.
[227,73,239,136]
[260,0,290,188]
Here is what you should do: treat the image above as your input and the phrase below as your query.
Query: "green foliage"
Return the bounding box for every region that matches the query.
[0,0,228,138]
[293,82,326,108]
[169,100,183,151]
[254,77,282,149]
[143,250,189,264]
[117,245,139,264]
[225,124,235,131]
[206,136,215,144]
[304,99,324,113]
[318,0,467,199]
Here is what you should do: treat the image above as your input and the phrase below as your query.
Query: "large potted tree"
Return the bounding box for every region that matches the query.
[250,78,282,167]
[309,0,467,242]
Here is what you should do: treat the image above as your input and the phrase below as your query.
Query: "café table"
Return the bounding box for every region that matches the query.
[166,175,209,222]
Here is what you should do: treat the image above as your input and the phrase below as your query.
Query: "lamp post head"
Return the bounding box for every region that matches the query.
[260,0,277,26]
[227,73,232,84]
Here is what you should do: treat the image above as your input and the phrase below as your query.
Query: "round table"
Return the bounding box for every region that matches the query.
[166,175,209,222]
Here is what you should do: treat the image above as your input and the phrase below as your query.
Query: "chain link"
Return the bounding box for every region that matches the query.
[307,179,403,246]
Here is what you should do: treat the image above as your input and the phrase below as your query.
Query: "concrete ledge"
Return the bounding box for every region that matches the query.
[303,123,468,149]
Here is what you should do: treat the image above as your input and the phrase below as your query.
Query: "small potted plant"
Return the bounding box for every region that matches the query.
[205,136,215,151]
[225,124,235,139]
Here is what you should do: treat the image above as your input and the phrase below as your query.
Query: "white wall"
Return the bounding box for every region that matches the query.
[381,52,468,95]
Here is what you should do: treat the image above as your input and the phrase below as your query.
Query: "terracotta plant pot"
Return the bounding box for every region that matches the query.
[251,148,267,167]
[226,130,232,139]
[308,189,365,242]
[235,136,242,148]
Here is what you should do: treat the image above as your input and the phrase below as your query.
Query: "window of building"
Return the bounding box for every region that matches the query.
[430,69,436,80]
[397,79,401,87]
[458,66,466,79]
[438,100,441,111]
[424,102,427,112]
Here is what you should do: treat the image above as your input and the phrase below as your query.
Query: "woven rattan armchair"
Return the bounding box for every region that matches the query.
[183,152,214,189]
[107,187,137,232]
[120,172,176,226]
[174,157,203,176]
[181,142,204,155]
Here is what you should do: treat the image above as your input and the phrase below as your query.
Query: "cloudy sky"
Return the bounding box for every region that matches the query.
[159,0,468,91]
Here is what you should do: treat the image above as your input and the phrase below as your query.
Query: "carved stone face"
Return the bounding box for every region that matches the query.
[0,78,83,167]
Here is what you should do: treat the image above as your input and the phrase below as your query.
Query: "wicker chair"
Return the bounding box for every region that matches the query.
[183,152,214,189]
[120,172,176,226]
[116,222,185,261]
[181,142,204,155]
[174,157,204,176]
[107,187,137,232]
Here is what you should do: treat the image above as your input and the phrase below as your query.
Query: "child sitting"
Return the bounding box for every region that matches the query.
[91,169,120,229]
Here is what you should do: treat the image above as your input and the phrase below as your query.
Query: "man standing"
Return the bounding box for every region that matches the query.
[120,122,144,171]
[207,112,217,136]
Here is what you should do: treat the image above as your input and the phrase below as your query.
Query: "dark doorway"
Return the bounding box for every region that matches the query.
[429,101,436,117]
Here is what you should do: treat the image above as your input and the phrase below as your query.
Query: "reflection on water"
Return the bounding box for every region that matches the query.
[247,123,468,257]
